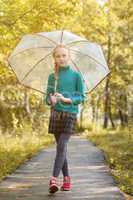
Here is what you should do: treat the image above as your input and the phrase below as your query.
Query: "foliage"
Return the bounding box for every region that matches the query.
[0,131,54,181]
[0,0,132,194]
[86,124,133,195]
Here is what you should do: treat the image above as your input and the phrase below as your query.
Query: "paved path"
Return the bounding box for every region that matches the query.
[0,136,125,200]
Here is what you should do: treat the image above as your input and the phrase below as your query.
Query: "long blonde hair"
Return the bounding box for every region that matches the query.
[53,45,69,80]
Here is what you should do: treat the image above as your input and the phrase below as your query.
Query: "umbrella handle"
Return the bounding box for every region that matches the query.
[54,62,59,93]
[54,79,57,93]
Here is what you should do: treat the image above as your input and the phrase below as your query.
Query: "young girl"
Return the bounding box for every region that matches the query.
[45,44,85,193]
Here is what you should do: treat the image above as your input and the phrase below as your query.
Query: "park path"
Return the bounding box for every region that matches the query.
[0,135,125,200]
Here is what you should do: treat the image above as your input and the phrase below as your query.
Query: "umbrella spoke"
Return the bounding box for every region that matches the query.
[70,57,110,94]
[21,50,53,82]
[60,30,64,44]
[36,33,58,46]
[86,72,110,94]
[70,58,89,91]
[66,39,88,47]
[9,46,54,59]
[70,49,107,71]
[8,30,110,94]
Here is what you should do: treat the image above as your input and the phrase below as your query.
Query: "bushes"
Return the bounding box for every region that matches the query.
[0,130,54,181]
[0,87,54,181]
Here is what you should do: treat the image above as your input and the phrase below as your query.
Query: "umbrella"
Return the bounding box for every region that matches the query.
[8,30,110,94]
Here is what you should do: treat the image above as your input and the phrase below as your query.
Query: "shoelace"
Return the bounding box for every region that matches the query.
[50,178,57,184]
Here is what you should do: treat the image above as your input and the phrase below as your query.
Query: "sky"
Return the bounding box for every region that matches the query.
[96,0,107,6]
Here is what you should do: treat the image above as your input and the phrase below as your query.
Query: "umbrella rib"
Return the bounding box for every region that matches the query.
[21,51,53,82]
[70,49,107,71]
[70,58,89,91]
[60,30,64,44]
[7,58,47,95]
[71,58,110,94]
[85,71,110,94]
[36,33,58,46]
[8,46,54,59]
[66,39,88,46]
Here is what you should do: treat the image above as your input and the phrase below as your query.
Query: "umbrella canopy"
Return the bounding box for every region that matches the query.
[8,30,110,94]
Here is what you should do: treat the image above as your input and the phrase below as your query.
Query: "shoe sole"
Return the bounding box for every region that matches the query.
[60,187,71,191]
[49,185,59,193]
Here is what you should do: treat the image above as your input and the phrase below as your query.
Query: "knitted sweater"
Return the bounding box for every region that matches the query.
[45,65,86,114]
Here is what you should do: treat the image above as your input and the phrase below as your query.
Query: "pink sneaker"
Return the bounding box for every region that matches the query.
[61,176,71,191]
[49,177,59,193]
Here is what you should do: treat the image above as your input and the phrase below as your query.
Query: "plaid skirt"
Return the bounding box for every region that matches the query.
[48,108,77,135]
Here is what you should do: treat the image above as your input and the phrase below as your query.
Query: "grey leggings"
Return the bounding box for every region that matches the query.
[52,133,71,177]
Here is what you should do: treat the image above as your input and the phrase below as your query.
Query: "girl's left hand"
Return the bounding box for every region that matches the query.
[54,92,64,101]
[54,93,72,104]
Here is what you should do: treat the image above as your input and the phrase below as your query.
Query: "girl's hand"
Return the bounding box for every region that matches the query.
[54,93,72,104]
[54,92,64,101]
[49,93,57,106]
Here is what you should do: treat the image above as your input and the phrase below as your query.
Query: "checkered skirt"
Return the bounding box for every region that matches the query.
[48,108,77,135]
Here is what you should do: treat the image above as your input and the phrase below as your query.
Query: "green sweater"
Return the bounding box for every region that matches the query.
[45,65,86,114]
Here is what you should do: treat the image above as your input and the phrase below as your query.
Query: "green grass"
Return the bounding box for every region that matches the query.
[83,124,133,195]
[0,130,54,181]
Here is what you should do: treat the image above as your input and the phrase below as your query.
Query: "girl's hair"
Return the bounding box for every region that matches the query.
[52,44,69,57]
[53,44,70,80]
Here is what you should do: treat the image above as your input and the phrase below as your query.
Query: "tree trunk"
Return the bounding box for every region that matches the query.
[24,89,31,116]
[103,1,113,129]
[108,100,115,128]
[103,19,111,128]
[95,95,100,123]
[103,77,110,128]
[91,98,96,123]
[118,94,128,126]
[118,108,124,126]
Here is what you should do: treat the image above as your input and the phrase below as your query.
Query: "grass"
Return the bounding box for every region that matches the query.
[80,120,133,196]
[0,125,54,182]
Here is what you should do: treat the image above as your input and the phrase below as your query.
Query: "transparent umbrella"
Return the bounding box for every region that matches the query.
[8,30,110,94]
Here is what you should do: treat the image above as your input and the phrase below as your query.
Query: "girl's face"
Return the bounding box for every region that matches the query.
[53,47,70,67]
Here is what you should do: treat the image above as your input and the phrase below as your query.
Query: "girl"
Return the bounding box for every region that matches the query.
[45,44,85,193]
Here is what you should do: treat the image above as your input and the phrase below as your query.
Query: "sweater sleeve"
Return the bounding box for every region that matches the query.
[45,73,55,106]
[70,72,86,105]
